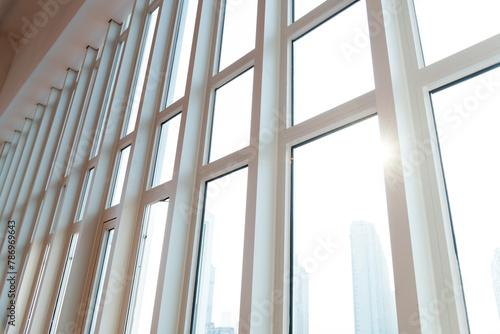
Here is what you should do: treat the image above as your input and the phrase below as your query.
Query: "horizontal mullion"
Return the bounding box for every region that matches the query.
[285,0,354,41]
[283,90,376,145]
[208,50,255,89]
[101,206,120,222]
[198,146,252,182]
[142,179,176,205]
[116,132,135,148]
[158,97,184,120]
[416,34,500,91]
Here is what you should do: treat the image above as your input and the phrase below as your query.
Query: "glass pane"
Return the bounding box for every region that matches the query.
[91,41,124,158]
[49,234,79,334]
[209,69,253,162]
[292,0,374,125]
[151,114,182,187]
[292,117,397,333]
[431,66,500,332]
[109,146,131,207]
[166,0,200,106]
[87,229,115,334]
[413,0,500,65]
[192,168,248,334]
[24,244,51,334]
[124,8,159,135]
[76,168,94,222]
[293,0,326,21]
[218,0,258,71]
[50,185,67,234]
[126,200,170,333]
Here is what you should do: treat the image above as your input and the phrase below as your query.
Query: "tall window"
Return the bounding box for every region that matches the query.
[48,234,79,334]
[431,66,500,332]
[125,200,170,333]
[90,41,124,158]
[191,168,248,334]
[86,228,115,333]
[24,244,51,334]
[165,0,200,106]
[124,7,160,136]
[291,117,397,333]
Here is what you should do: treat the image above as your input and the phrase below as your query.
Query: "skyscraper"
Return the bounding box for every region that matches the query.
[292,255,309,334]
[350,221,398,333]
[491,248,500,320]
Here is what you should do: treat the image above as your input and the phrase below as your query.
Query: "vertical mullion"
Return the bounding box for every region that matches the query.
[365,0,420,333]
[237,0,266,332]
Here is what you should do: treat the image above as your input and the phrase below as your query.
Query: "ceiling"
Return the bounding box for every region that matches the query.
[0,0,134,143]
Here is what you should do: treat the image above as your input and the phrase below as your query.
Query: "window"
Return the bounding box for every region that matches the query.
[208,69,253,162]
[24,244,51,334]
[48,234,79,334]
[109,145,131,207]
[125,200,170,333]
[191,168,248,334]
[124,7,159,136]
[431,66,500,332]
[86,228,115,334]
[90,41,124,159]
[151,114,181,187]
[217,0,257,71]
[165,0,200,106]
[76,168,94,221]
[49,185,66,234]
[291,116,397,333]
[413,0,500,65]
[292,0,374,125]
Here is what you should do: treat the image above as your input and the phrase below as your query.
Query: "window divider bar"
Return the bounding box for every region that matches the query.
[284,0,355,40]
[283,91,376,144]
[208,50,256,88]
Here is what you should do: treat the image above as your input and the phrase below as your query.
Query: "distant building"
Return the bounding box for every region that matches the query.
[292,256,309,333]
[350,221,398,333]
[491,248,500,319]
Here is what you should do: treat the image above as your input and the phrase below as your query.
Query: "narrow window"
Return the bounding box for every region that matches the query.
[50,185,67,234]
[209,69,253,162]
[76,168,95,222]
[24,244,51,334]
[191,167,248,334]
[413,0,500,65]
[431,66,500,332]
[86,228,115,334]
[291,116,398,333]
[125,200,170,333]
[124,8,159,135]
[109,145,131,207]
[217,0,258,71]
[292,0,374,125]
[48,234,79,334]
[90,41,124,159]
[165,0,200,106]
[151,114,181,187]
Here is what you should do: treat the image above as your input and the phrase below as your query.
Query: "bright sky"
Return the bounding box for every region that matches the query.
[432,66,500,333]
[413,0,500,65]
